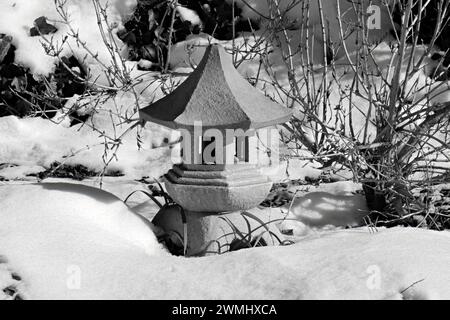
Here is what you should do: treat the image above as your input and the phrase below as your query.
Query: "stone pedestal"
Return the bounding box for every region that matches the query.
[152,206,285,256]
[153,164,283,256]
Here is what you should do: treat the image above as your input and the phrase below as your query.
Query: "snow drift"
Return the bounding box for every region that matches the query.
[0,183,450,299]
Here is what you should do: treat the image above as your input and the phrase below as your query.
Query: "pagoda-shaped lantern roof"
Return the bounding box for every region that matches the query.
[140,44,292,130]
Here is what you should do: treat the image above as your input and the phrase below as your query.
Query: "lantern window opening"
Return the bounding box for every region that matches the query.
[235,136,250,163]
[191,134,251,165]
[201,136,217,165]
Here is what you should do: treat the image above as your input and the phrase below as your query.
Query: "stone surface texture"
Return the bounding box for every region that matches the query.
[164,164,272,212]
[152,206,285,256]
[140,44,293,255]
[139,44,292,130]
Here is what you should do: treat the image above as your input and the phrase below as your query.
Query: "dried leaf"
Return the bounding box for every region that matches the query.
[30,16,58,36]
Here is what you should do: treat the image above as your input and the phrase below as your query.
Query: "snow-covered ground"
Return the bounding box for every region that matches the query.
[0,182,449,300]
[1,0,449,300]
[0,99,174,180]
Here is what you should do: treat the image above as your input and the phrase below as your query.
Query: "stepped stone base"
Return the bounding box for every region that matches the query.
[164,164,272,212]
[152,206,285,256]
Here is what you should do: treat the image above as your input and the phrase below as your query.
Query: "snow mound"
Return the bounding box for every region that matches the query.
[0,183,164,299]
[286,181,369,230]
[0,113,173,179]
[1,183,450,299]
[0,183,161,253]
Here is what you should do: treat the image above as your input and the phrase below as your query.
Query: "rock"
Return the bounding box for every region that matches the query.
[0,257,24,300]
[0,63,24,79]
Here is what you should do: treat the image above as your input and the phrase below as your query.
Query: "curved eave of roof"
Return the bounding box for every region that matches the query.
[139,44,293,130]
[139,114,292,131]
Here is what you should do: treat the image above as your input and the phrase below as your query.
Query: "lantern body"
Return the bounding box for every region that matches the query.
[165,164,272,212]
[164,125,280,212]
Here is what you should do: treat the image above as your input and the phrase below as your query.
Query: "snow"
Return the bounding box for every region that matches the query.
[0,257,23,300]
[0,0,137,76]
[264,158,323,182]
[0,0,449,301]
[281,181,369,232]
[0,164,46,180]
[0,183,165,299]
[0,89,176,179]
[0,182,449,299]
[259,180,368,238]
[176,6,202,26]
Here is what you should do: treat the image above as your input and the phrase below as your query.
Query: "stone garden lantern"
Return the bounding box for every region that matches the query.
[140,44,292,255]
